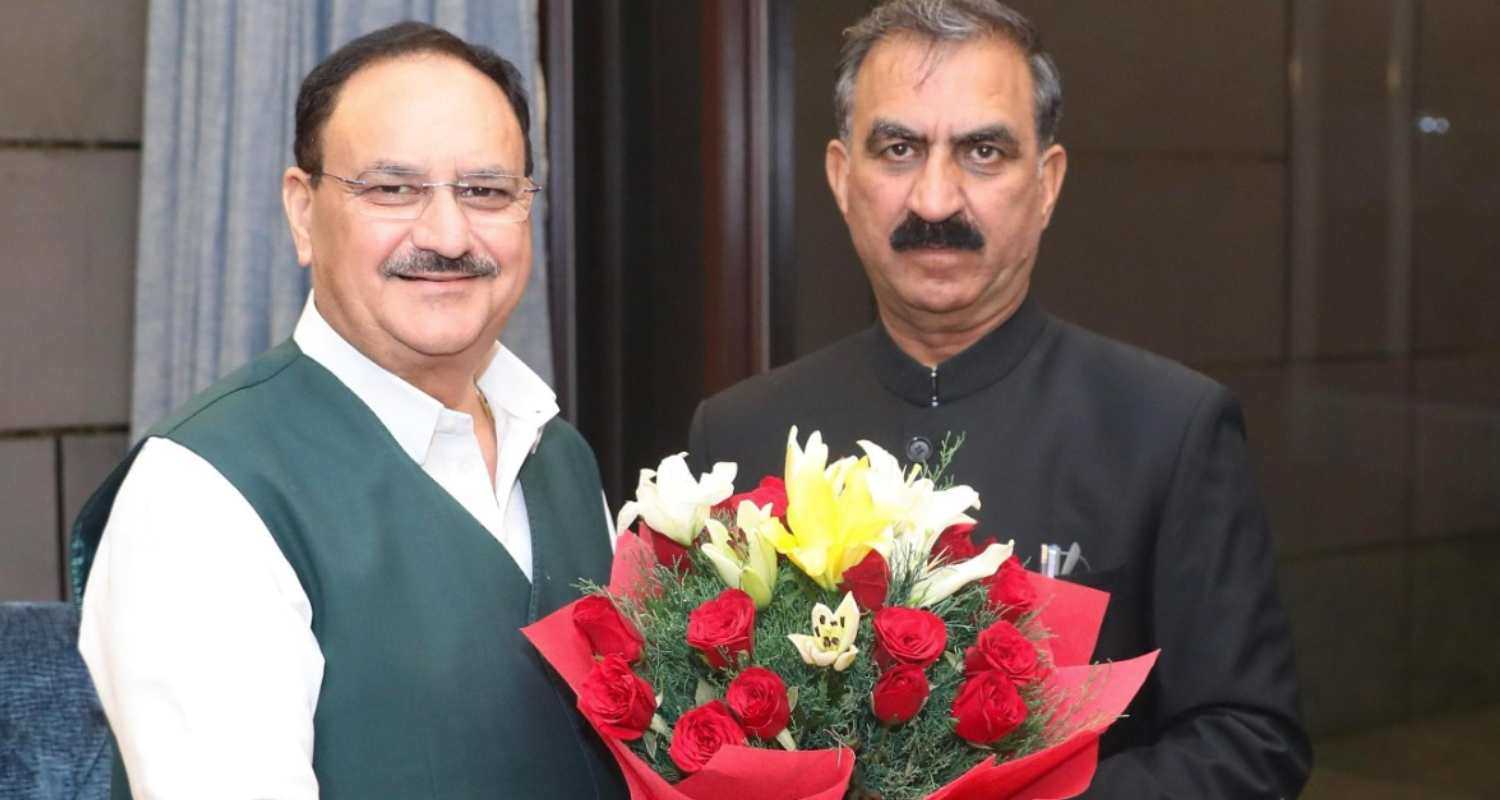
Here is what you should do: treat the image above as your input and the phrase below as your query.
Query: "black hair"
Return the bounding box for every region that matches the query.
[294,21,533,177]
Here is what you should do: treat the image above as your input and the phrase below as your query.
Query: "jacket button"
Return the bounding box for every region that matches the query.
[905,436,933,463]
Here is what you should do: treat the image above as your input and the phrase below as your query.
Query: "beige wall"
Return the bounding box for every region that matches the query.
[0,1,146,601]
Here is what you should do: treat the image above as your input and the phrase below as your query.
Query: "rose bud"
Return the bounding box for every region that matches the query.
[872,607,947,671]
[838,549,891,612]
[963,619,1045,684]
[686,588,757,669]
[639,521,693,574]
[870,663,930,726]
[933,522,979,563]
[725,667,791,739]
[572,594,644,663]
[952,670,1030,745]
[577,654,656,740]
[985,555,1039,621]
[668,701,747,774]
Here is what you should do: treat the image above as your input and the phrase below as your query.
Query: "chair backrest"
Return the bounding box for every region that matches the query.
[0,602,111,800]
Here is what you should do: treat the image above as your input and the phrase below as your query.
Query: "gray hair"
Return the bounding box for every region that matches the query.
[834,0,1063,147]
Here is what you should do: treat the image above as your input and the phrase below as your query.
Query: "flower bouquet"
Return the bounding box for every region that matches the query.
[524,428,1156,799]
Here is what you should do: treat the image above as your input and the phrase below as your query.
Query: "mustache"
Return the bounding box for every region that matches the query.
[889,213,985,252]
[380,250,499,279]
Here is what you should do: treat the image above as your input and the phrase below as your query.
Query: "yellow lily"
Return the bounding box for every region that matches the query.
[766,427,896,590]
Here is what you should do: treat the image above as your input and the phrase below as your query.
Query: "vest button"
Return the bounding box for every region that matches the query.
[905,436,933,463]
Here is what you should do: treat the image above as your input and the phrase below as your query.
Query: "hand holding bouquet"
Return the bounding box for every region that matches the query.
[526,428,1156,799]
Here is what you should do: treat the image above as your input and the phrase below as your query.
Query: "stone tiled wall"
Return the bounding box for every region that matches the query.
[0,1,146,601]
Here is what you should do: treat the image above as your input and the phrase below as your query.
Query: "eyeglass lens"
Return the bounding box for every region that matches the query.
[343,173,535,223]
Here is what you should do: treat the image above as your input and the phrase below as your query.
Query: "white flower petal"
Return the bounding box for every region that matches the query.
[701,541,744,591]
[911,540,1015,607]
[615,500,642,538]
[788,633,822,666]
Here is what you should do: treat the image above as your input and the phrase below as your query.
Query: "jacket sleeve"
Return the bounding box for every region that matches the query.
[686,399,713,476]
[1083,386,1312,798]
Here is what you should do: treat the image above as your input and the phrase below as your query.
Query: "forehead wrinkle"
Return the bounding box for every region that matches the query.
[329,55,525,177]
[355,161,518,181]
[857,34,1035,146]
[360,159,426,176]
[458,165,513,178]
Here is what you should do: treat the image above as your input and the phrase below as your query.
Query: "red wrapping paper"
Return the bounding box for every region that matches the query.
[523,533,1156,800]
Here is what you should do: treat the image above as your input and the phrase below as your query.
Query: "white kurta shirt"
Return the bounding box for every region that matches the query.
[78,296,583,799]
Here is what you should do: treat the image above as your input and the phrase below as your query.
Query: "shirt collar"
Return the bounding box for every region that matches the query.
[291,293,559,462]
[870,294,1048,407]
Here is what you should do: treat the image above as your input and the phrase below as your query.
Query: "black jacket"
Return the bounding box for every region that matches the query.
[689,297,1311,798]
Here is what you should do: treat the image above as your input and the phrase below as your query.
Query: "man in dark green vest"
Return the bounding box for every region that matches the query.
[72,22,625,799]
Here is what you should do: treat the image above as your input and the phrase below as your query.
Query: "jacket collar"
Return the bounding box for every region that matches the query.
[292,292,559,463]
[870,295,1047,407]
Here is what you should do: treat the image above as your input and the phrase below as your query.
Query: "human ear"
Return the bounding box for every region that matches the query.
[281,167,316,267]
[825,138,851,216]
[1036,143,1067,229]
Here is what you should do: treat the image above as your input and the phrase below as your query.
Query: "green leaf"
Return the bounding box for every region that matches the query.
[786,685,800,712]
[695,678,720,706]
[644,730,659,759]
[944,649,964,674]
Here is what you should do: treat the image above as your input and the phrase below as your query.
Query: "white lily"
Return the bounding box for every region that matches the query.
[858,440,980,556]
[787,592,861,671]
[615,453,737,545]
[700,501,780,608]
[909,540,1015,607]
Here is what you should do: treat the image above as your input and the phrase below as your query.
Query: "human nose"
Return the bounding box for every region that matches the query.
[408,186,473,259]
[907,149,965,222]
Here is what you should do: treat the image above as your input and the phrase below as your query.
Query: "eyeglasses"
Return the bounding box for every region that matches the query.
[315,170,541,224]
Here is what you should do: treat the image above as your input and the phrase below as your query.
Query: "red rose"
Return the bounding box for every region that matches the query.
[837,549,890,611]
[963,620,1044,684]
[951,670,1029,744]
[668,701,747,774]
[577,654,656,740]
[870,663,930,725]
[933,522,979,562]
[872,607,947,671]
[572,594,644,663]
[725,667,790,739]
[986,555,1039,621]
[716,475,788,519]
[639,521,693,574]
[686,588,756,669]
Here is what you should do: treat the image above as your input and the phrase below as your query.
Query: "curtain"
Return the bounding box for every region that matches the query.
[131,0,551,437]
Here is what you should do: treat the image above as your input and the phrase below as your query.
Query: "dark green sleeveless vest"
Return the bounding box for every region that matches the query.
[72,341,626,799]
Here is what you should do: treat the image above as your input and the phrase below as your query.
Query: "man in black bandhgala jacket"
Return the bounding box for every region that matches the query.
[689,1,1311,797]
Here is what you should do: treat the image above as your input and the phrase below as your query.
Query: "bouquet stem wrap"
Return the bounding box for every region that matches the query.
[524,533,1157,800]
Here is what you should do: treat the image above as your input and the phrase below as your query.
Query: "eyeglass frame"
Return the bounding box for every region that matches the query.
[312,169,543,224]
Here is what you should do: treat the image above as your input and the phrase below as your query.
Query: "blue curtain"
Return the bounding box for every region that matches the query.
[131,0,551,437]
